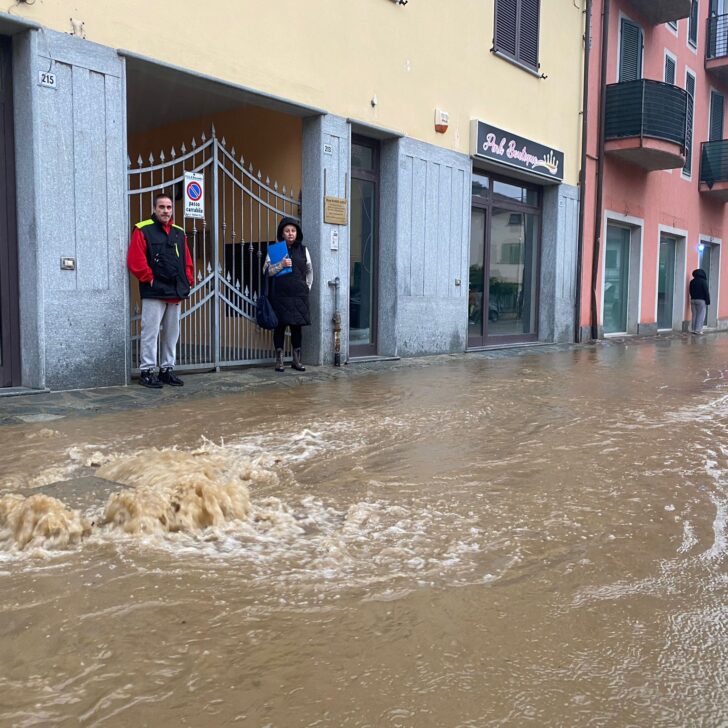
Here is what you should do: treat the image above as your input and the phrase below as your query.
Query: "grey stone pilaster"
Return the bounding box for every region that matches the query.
[301,114,350,366]
[12,30,44,389]
[390,138,471,357]
[540,183,580,344]
[13,29,128,390]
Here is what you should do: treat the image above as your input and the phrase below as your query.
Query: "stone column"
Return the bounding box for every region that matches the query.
[540,183,580,344]
[13,28,128,390]
[301,114,350,366]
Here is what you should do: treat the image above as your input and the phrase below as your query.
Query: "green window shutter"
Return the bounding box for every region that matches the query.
[664,55,676,84]
[684,72,696,175]
[710,91,725,141]
[619,19,643,82]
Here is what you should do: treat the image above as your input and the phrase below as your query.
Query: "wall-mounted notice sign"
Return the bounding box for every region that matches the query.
[184,172,205,219]
[324,196,348,225]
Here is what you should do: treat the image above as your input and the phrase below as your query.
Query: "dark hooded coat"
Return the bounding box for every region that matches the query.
[689,268,710,305]
[268,217,311,326]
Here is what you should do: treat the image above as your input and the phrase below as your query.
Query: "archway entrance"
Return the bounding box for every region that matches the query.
[124,56,310,372]
[127,127,300,371]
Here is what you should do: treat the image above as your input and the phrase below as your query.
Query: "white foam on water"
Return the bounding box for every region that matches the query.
[0,440,501,594]
[700,489,727,563]
[0,493,91,552]
[678,520,699,554]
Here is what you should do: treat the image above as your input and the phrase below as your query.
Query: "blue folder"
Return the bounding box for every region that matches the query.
[268,241,293,277]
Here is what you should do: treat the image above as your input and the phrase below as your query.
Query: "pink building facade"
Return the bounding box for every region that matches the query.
[580,0,728,339]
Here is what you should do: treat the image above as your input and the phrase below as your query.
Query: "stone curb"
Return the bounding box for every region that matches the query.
[0,333,711,426]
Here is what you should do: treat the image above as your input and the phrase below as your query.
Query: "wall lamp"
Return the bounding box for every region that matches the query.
[392,0,408,5]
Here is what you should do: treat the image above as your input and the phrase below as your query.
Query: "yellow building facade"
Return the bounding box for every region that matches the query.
[0,1,586,389]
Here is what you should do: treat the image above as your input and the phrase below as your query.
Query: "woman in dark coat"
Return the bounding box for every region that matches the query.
[264,217,313,371]
[689,268,710,335]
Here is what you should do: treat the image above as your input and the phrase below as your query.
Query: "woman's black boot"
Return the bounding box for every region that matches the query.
[291,348,306,371]
[275,348,285,372]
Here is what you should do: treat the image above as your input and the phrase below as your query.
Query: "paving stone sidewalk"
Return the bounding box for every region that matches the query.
[0,334,698,426]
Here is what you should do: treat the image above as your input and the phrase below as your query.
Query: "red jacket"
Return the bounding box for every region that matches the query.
[127,220,194,304]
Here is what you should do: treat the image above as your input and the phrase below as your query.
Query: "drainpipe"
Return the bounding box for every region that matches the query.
[575,0,593,342]
[590,0,610,340]
[328,277,342,366]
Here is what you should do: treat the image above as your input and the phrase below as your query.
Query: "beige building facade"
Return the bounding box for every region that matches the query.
[0,1,586,390]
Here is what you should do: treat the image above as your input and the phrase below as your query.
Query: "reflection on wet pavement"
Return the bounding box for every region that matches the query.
[1,336,727,726]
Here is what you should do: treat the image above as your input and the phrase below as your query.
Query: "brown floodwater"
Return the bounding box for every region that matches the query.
[1,336,727,727]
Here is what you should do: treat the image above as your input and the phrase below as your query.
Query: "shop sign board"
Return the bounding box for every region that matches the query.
[471,120,564,182]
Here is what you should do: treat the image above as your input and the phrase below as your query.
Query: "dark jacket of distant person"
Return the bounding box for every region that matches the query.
[689,269,710,305]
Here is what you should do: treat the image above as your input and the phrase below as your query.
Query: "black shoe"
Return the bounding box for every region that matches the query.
[159,368,184,386]
[139,369,163,388]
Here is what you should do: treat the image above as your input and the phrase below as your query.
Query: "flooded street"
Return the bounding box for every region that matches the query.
[1,337,728,727]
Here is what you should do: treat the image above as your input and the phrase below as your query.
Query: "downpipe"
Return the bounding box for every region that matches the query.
[590,0,610,340]
[328,277,342,367]
[575,0,592,343]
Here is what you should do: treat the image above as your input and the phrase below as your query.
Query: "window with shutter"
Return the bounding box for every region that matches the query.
[494,0,540,71]
[684,72,696,175]
[689,1,699,47]
[495,0,518,57]
[619,19,643,82]
[664,55,676,84]
[710,91,725,141]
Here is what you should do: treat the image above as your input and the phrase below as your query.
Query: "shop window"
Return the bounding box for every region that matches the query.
[472,171,490,202]
[493,179,538,205]
[500,242,523,264]
[493,0,541,71]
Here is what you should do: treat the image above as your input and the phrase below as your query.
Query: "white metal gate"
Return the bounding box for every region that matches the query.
[128,127,300,371]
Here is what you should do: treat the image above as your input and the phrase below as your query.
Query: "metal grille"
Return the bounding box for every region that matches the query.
[127,127,300,372]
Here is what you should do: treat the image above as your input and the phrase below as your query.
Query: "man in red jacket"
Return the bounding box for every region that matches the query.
[127,193,194,388]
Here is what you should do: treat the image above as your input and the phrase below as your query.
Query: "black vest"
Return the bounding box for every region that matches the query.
[137,215,191,300]
[269,242,311,326]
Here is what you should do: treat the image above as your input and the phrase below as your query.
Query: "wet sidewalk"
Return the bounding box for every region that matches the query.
[0,333,711,426]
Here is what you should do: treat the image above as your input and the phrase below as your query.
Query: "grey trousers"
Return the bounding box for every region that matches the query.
[690,299,707,333]
[140,299,180,371]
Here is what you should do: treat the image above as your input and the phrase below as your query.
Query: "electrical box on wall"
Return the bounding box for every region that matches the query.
[434,108,449,134]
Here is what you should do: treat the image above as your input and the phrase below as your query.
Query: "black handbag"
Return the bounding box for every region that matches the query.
[255,274,278,330]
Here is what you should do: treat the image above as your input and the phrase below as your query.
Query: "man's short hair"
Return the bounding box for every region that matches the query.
[154,192,173,206]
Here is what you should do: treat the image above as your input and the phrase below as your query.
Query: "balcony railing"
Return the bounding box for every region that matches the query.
[628,0,691,26]
[605,80,688,148]
[707,13,728,61]
[700,140,728,189]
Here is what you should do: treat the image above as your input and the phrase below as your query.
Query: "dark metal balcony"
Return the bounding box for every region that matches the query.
[604,80,688,171]
[700,140,728,201]
[706,13,728,84]
[628,0,691,25]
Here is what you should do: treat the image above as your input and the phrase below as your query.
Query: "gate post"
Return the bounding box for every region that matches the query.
[302,114,351,366]
[212,129,221,371]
